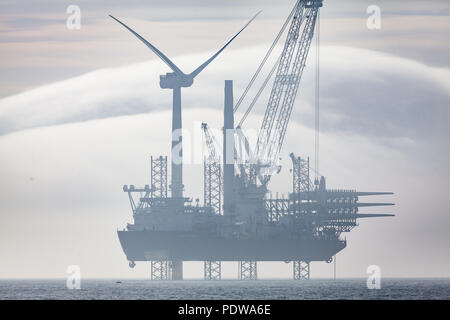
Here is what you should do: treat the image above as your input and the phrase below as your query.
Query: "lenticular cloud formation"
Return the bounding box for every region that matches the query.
[0,46,448,143]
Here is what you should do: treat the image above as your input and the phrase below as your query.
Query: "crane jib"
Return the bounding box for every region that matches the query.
[251,2,321,182]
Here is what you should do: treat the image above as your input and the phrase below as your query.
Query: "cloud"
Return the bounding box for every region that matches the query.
[0,45,448,153]
[1,1,448,99]
[294,46,450,143]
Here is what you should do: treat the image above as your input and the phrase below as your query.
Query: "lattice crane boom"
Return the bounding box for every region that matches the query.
[202,123,221,163]
[267,5,320,165]
[201,123,223,214]
[240,0,322,184]
[255,1,309,159]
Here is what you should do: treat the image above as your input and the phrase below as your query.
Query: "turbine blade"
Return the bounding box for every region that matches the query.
[109,15,184,76]
[355,192,394,196]
[355,214,395,218]
[356,203,395,207]
[322,213,395,220]
[190,10,262,78]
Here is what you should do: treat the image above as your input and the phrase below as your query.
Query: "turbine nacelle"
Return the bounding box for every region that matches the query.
[160,72,193,89]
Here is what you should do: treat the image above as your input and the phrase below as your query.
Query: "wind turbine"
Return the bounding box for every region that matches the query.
[110,12,260,199]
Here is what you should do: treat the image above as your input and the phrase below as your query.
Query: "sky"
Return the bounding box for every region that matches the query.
[0,0,449,279]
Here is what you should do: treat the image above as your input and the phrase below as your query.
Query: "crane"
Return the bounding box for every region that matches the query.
[201,123,223,215]
[201,0,323,211]
[237,0,323,187]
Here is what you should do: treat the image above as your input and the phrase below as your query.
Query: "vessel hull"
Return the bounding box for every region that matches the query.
[117,230,346,262]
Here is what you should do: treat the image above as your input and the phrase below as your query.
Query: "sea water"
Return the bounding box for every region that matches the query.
[1,278,449,300]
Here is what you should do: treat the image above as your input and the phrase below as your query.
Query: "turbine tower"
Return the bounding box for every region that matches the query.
[110,13,260,198]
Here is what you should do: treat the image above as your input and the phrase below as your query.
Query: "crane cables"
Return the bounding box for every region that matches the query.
[234,1,298,124]
[314,9,320,181]
[238,57,280,128]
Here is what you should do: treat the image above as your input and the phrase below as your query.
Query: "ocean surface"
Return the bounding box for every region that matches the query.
[1,279,449,300]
